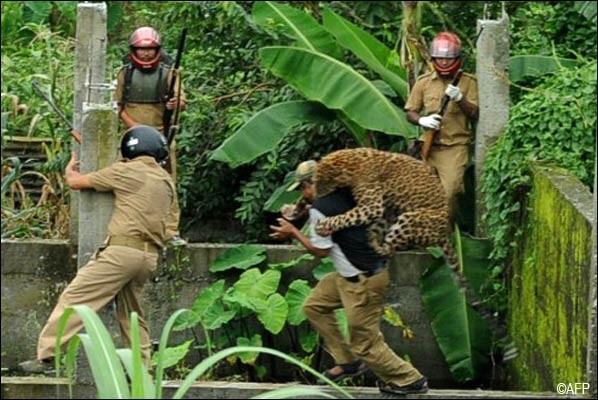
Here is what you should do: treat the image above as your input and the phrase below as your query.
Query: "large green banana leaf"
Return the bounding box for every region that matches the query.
[509,55,577,83]
[210,101,333,168]
[322,8,408,100]
[420,232,493,382]
[253,1,342,58]
[574,1,597,22]
[337,111,369,146]
[260,46,416,137]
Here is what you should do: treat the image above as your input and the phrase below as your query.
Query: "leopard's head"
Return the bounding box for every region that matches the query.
[314,152,353,197]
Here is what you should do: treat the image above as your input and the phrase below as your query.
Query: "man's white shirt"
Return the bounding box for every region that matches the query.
[308,208,361,278]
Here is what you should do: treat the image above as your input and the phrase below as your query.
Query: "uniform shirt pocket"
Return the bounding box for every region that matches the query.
[423,93,441,113]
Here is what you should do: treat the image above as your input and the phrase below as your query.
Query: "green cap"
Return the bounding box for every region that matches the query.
[287,160,317,191]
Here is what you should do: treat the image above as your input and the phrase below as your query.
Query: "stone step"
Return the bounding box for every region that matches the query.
[1,377,576,399]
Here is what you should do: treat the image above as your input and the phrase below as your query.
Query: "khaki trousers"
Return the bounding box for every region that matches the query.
[426,144,469,219]
[303,270,423,386]
[37,245,158,365]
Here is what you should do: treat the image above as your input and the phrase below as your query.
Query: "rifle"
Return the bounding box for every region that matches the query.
[31,80,81,144]
[163,28,187,148]
[420,69,463,160]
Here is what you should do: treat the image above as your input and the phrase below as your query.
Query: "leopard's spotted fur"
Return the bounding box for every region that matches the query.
[314,148,450,255]
[313,148,501,335]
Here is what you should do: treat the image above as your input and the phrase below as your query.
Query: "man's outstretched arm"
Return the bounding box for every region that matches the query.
[270,218,330,258]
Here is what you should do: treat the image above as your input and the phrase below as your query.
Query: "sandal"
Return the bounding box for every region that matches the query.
[321,360,368,382]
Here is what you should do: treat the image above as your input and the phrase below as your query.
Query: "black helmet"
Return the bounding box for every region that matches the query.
[121,125,168,162]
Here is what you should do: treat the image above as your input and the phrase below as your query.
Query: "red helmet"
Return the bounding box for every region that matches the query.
[430,32,462,77]
[128,27,162,70]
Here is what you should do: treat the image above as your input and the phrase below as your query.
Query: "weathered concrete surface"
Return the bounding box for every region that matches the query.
[0,239,76,367]
[0,241,453,386]
[77,106,119,267]
[0,377,573,399]
[508,166,594,391]
[474,12,510,235]
[70,2,109,245]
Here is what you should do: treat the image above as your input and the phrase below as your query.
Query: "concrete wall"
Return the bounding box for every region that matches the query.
[508,166,594,391]
[0,241,454,386]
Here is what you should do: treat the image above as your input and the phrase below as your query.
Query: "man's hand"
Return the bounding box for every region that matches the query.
[269,218,298,240]
[64,151,92,190]
[119,108,139,129]
[444,84,463,102]
[65,151,80,177]
[418,114,442,130]
[166,97,186,111]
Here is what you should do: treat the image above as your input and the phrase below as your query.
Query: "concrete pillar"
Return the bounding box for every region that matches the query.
[474,10,509,236]
[71,3,119,267]
[77,106,119,267]
[70,2,109,247]
[588,148,597,397]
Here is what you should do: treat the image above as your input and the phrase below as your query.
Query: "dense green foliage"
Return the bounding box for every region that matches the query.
[481,61,596,313]
[2,1,596,244]
[511,2,597,59]
[172,247,322,380]
[2,0,596,388]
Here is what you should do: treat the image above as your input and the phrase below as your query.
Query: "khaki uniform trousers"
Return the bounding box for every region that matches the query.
[37,245,158,365]
[303,269,423,387]
[426,144,469,219]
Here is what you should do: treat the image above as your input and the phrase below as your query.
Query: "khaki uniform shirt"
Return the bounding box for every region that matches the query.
[114,67,187,133]
[87,156,176,248]
[405,71,478,145]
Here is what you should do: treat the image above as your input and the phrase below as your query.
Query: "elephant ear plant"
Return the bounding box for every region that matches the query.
[54,304,352,399]
[171,245,324,379]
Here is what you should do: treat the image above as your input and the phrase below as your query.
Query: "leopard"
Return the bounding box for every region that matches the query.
[313,148,451,256]
[313,148,511,352]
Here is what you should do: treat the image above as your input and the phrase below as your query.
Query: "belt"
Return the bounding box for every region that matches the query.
[107,235,159,254]
[344,265,387,283]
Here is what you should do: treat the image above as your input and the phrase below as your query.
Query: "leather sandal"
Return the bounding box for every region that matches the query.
[321,360,368,382]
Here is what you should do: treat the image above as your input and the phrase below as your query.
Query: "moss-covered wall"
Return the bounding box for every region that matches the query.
[509,166,593,391]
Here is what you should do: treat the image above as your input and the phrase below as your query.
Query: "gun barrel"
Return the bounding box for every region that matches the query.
[164,28,187,146]
[32,81,74,130]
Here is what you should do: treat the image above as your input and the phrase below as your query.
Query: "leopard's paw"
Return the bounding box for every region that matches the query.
[315,218,333,236]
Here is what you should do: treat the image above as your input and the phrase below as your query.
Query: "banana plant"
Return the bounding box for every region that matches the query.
[210,2,417,171]
[419,228,494,382]
[509,55,578,83]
